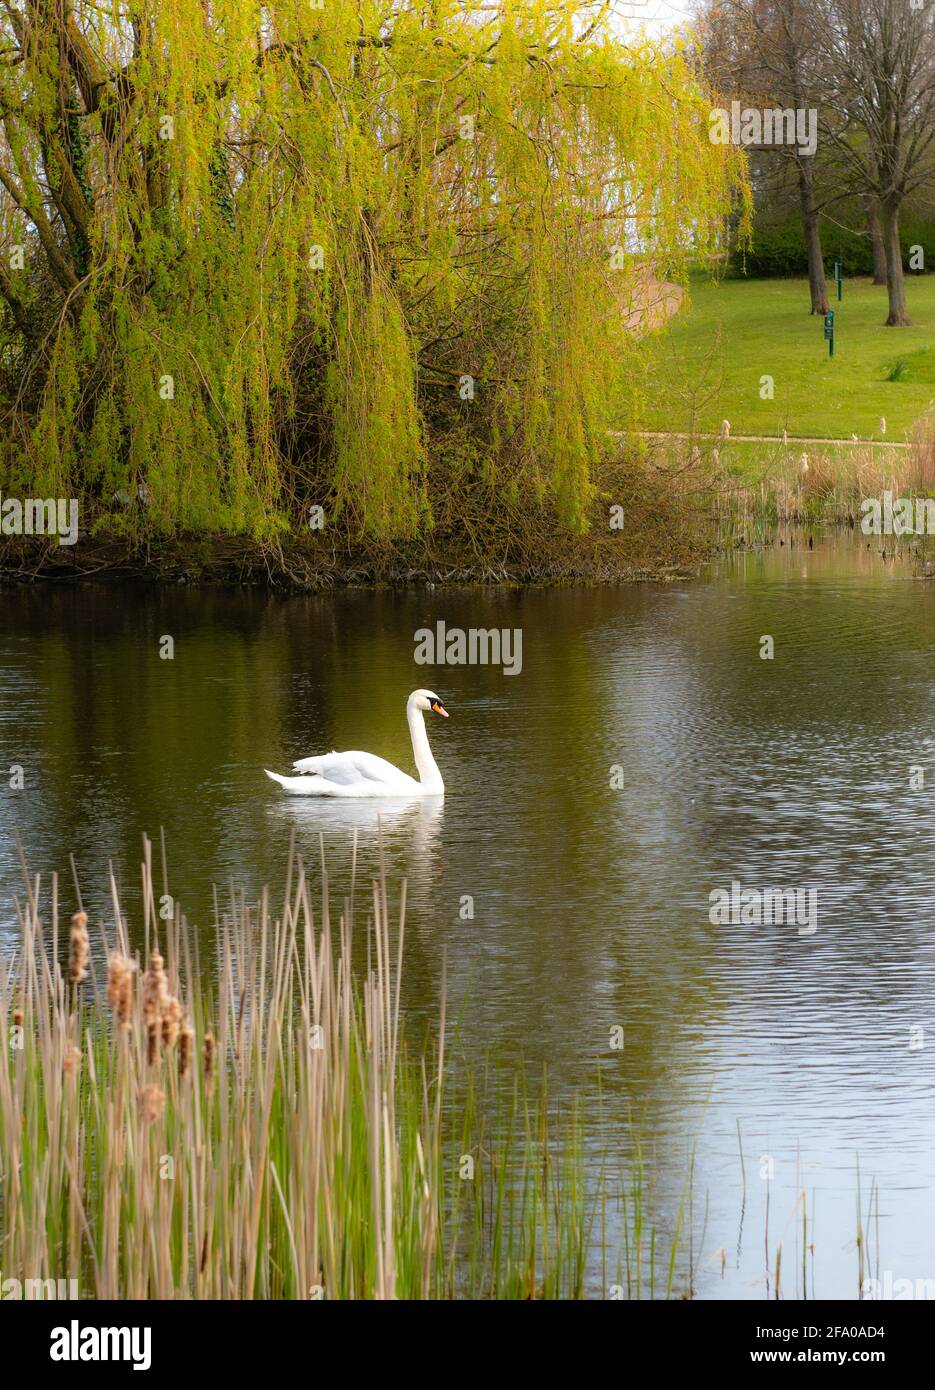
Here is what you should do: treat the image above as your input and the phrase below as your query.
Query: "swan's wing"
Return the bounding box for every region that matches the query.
[291,750,416,788]
[266,770,347,795]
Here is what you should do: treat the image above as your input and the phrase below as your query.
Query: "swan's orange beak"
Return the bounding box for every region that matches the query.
[431,699,449,718]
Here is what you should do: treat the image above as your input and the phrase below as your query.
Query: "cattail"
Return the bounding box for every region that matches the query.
[179,1020,194,1080]
[147,1020,160,1067]
[142,950,168,1028]
[69,910,89,985]
[107,952,136,1030]
[161,994,182,1049]
[12,1006,23,1030]
[140,1084,165,1122]
[204,1030,214,1087]
[63,1042,81,1076]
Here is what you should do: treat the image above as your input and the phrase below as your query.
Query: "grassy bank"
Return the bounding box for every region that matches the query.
[641,275,935,442]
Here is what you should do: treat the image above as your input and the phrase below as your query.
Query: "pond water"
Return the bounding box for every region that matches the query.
[2,536,934,1298]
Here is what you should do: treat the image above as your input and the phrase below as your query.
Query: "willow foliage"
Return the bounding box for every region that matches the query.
[0,1,747,540]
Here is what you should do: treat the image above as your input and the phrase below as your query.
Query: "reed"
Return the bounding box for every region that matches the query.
[644,431,935,551]
[0,833,660,1300]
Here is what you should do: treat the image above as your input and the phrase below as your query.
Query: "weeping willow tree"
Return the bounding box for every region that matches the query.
[0,1,747,541]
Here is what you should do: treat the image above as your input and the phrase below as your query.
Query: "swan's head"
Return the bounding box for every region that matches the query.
[409,688,449,718]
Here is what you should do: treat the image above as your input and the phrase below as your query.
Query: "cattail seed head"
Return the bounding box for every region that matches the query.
[161,994,182,1049]
[140,1084,165,1122]
[69,911,90,985]
[63,1042,81,1076]
[142,950,168,1028]
[107,952,136,1030]
[179,1020,194,1080]
[204,1030,214,1086]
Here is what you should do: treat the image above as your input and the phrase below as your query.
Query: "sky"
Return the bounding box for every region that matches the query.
[617,0,697,36]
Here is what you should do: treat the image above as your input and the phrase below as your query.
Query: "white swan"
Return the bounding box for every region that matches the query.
[264,689,449,797]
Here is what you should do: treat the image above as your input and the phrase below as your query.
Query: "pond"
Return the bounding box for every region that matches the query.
[2,535,934,1298]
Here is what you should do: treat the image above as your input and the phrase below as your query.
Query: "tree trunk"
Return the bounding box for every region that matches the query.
[880,199,910,325]
[797,159,828,314]
[863,194,887,284]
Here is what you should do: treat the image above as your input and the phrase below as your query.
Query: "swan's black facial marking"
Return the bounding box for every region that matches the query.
[430,698,448,718]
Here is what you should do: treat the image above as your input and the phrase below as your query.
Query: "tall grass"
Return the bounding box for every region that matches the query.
[643,427,935,551]
[0,833,674,1300]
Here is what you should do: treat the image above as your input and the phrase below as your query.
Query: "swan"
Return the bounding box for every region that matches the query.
[264,689,449,797]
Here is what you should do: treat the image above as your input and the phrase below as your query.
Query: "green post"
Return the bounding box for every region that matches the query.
[824,309,834,357]
[835,260,842,301]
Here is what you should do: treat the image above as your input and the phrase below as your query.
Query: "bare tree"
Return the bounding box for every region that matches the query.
[861,180,889,284]
[821,0,935,325]
[697,0,831,313]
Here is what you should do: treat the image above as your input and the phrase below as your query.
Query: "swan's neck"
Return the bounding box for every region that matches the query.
[407,703,443,792]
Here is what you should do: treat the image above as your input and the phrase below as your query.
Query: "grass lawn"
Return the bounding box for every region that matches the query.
[640,273,935,443]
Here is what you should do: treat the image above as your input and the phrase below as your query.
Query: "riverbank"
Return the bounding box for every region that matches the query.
[0,453,712,590]
[0,531,705,590]
[4,423,935,590]
[637,420,935,559]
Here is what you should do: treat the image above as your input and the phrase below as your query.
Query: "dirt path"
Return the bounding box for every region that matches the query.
[625,430,909,449]
[623,274,684,336]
